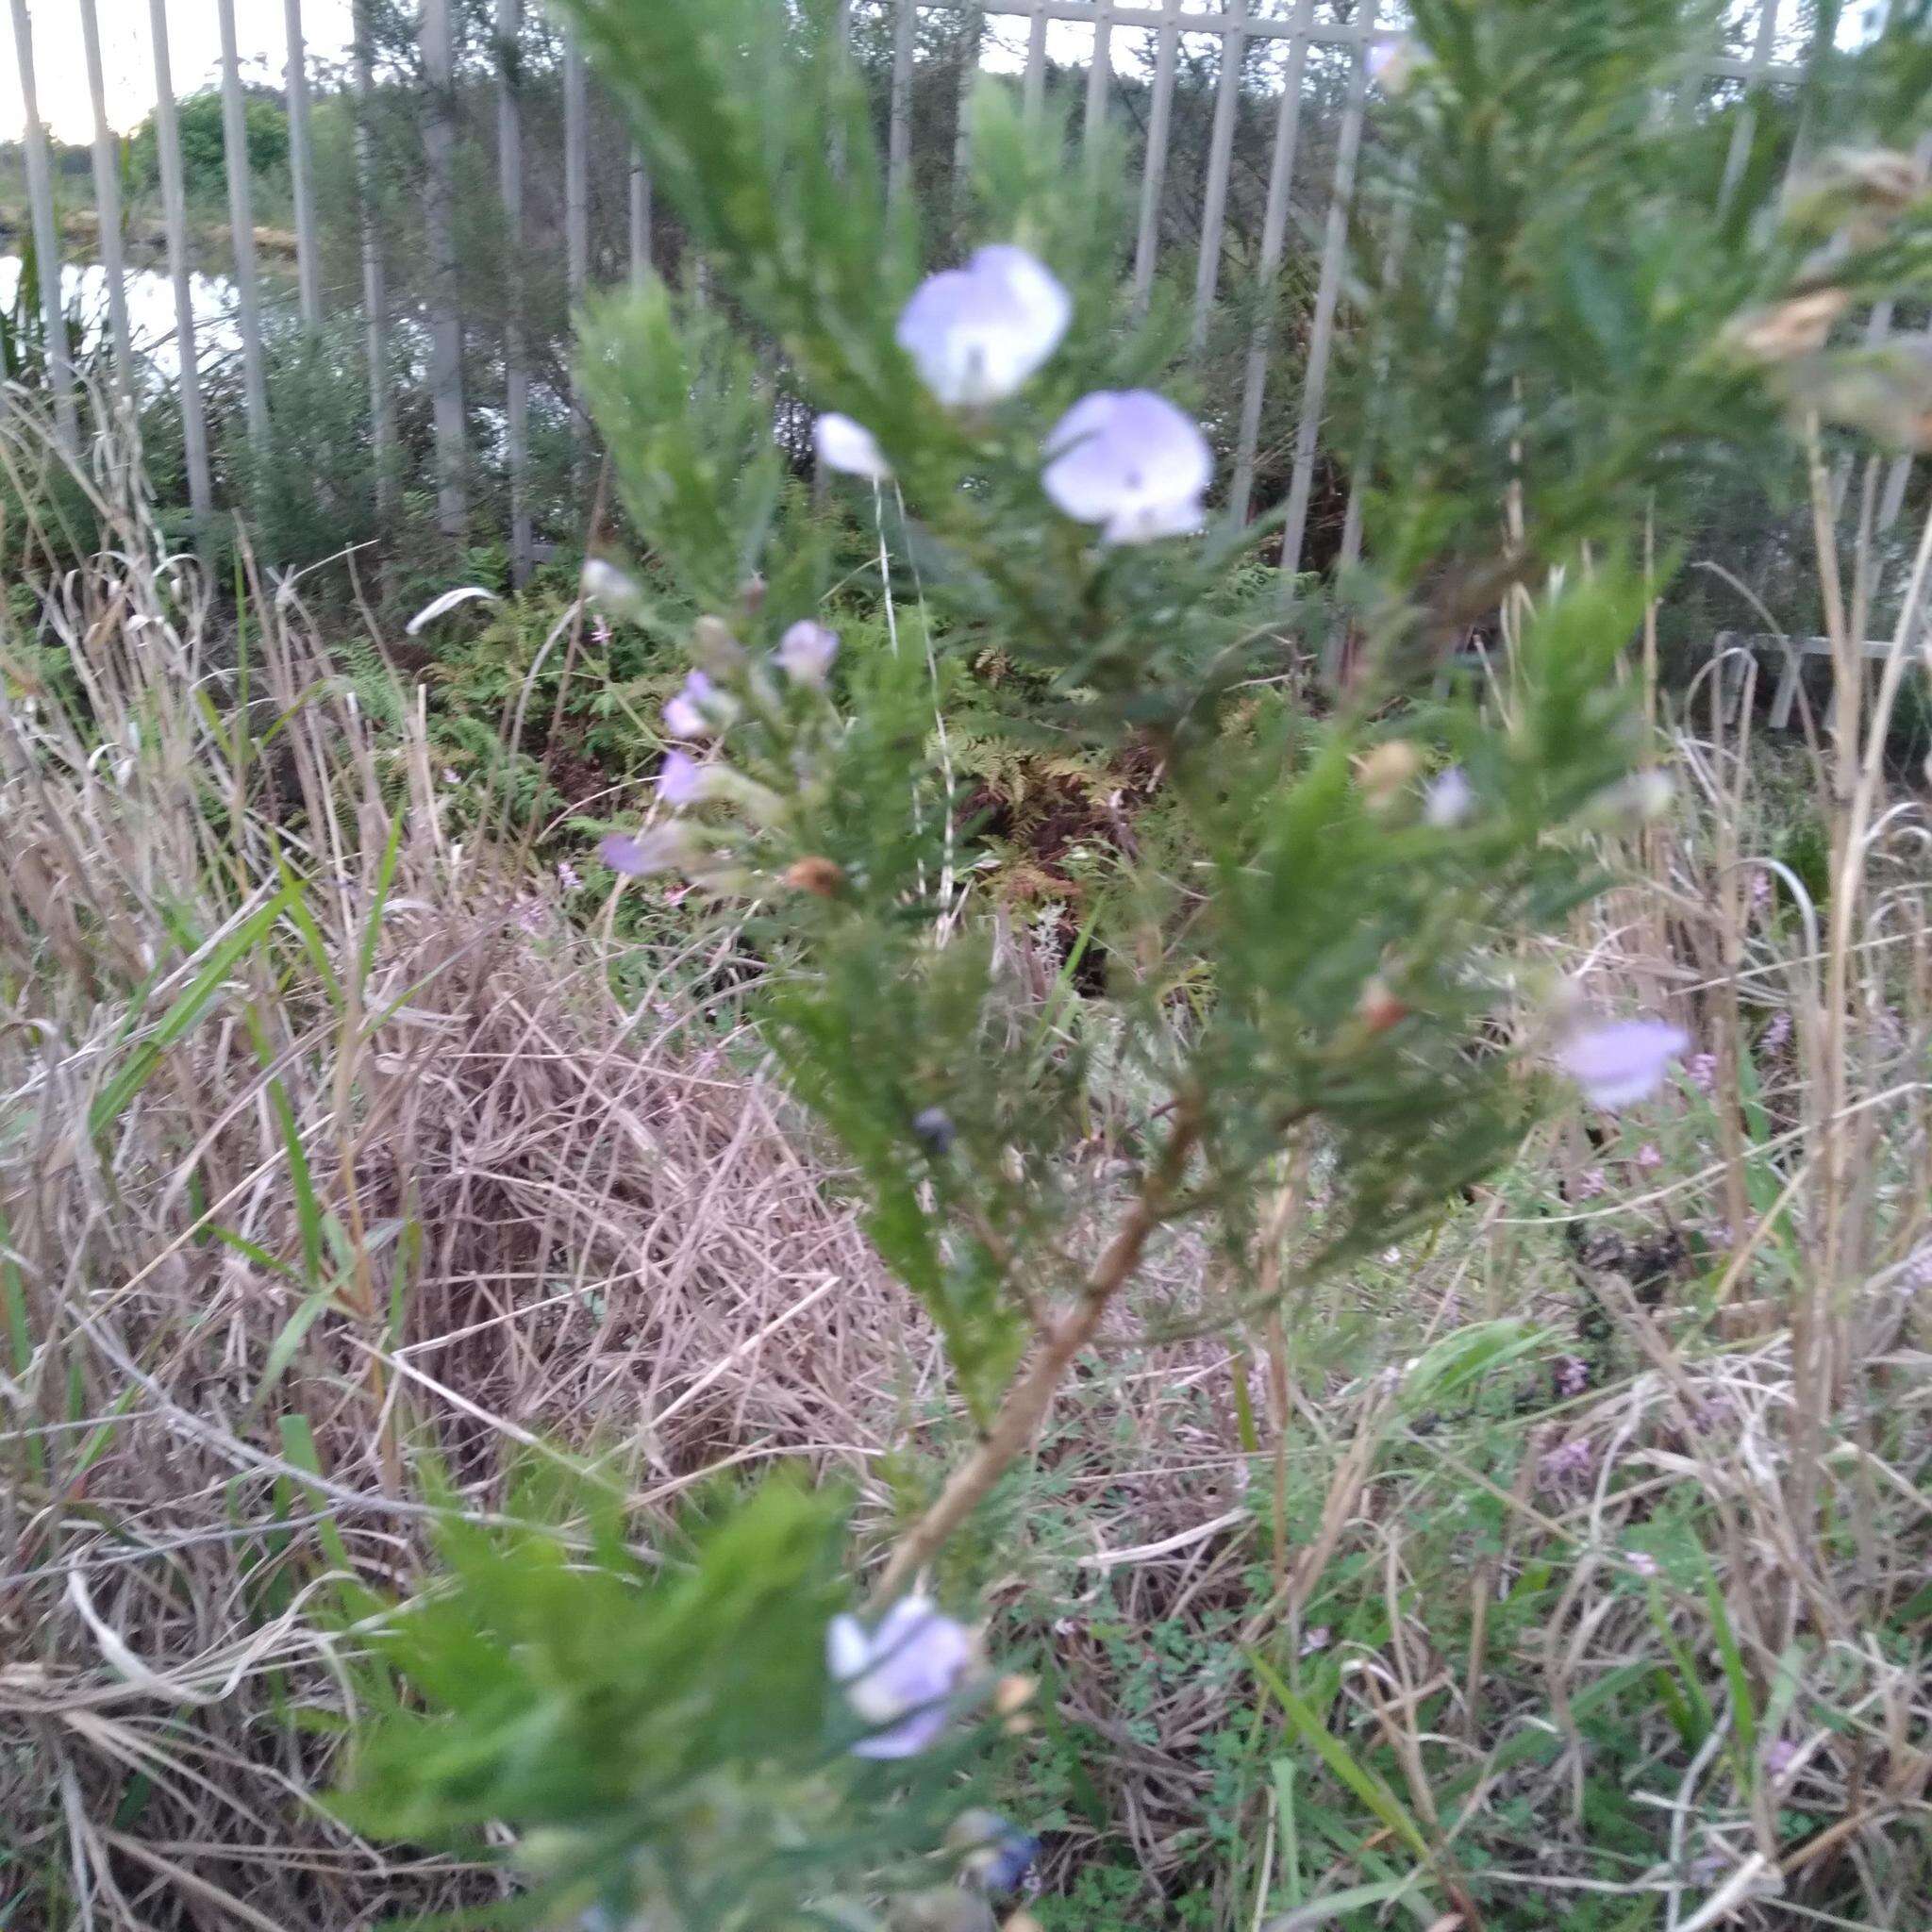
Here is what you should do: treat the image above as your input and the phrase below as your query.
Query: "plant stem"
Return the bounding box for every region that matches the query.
[872,1101,1201,1603]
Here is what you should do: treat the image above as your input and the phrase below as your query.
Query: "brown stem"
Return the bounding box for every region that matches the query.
[871,1103,1202,1605]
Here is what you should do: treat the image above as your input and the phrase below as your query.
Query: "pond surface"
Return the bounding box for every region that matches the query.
[0,257,258,380]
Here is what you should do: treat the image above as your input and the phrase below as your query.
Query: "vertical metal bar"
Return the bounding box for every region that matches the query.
[284,0,324,327]
[146,0,212,531]
[352,0,397,525]
[1191,0,1249,357]
[497,0,532,586]
[78,0,136,410]
[422,0,469,536]
[1229,0,1315,524]
[630,148,654,289]
[1023,0,1049,119]
[1280,0,1378,583]
[8,0,77,453]
[565,25,591,310]
[889,0,918,209]
[217,0,272,450]
[1084,0,1113,145]
[1131,0,1182,311]
[1718,0,1782,213]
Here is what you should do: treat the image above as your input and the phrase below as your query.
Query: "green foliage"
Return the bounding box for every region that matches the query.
[130,91,289,202]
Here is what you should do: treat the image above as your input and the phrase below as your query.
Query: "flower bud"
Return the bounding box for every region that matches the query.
[691,615,747,676]
[1357,978,1409,1035]
[1355,740,1423,811]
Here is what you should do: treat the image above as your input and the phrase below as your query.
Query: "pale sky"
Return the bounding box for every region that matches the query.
[1,0,356,143]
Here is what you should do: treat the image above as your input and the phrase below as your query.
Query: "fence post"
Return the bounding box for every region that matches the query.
[1023,0,1049,120]
[144,0,214,540]
[422,0,470,538]
[564,22,591,489]
[78,0,136,412]
[630,147,654,290]
[889,0,917,210]
[1131,0,1182,312]
[1280,0,1379,588]
[7,0,77,455]
[1084,0,1113,148]
[217,0,273,452]
[1229,0,1314,525]
[497,0,533,585]
[1190,0,1249,358]
[351,0,398,525]
[284,0,324,328]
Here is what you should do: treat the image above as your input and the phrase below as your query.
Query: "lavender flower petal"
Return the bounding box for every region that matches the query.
[896,245,1071,407]
[816,412,892,480]
[826,1595,975,1760]
[778,620,840,687]
[1042,391,1212,545]
[1555,1017,1690,1110]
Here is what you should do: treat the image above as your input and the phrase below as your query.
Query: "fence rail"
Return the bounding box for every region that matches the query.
[0,0,1858,584]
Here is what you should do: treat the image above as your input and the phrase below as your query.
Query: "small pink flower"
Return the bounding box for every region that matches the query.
[1634,1142,1663,1171]
[1574,1166,1607,1201]
[1628,1551,1659,1579]
[1539,1436,1594,1488]
[1555,1017,1690,1110]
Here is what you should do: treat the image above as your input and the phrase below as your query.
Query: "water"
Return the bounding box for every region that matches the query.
[0,257,247,381]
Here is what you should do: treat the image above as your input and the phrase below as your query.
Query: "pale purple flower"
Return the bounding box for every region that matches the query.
[826,1596,975,1758]
[777,620,840,687]
[1539,1436,1594,1488]
[1765,1737,1799,1777]
[1555,1017,1690,1110]
[1904,1244,1932,1290]
[895,244,1071,407]
[598,824,692,878]
[1575,1166,1607,1201]
[815,411,892,481]
[513,896,545,934]
[1635,1141,1663,1172]
[1750,869,1773,911]
[1556,1355,1590,1398]
[1424,765,1475,828]
[657,751,714,808]
[556,860,582,892]
[1761,1010,1792,1054]
[662,670,734,741]
[1300,1625,1331,1657]
[580,558,643,617]
[1042,391,1212,544]
[1687,1052,1717,1094]
[1628,1550,1659,1579]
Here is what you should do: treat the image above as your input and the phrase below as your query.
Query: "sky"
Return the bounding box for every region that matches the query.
[1,0,357,143]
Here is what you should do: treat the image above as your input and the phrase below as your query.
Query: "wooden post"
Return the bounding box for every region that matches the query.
[1191,0,1248,357]
[78,0,136,411]
[145,0,214,534]
[8,0,77,454]
[217,0,272,451]
[1229,0,1315,524]
[888,0,917,209]
[1084,0,1112,147]
[284,0,324,327]
[1023,0,1048,120]
[1280,0,1379,581]
[352,0,398,525]
[496,0,533,585]
[1131,0,1182,312]
[422,0,470,537]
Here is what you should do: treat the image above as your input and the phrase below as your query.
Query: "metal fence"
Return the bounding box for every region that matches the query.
[4,0,1826,583]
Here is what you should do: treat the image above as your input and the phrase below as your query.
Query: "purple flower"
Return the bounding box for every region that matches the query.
[1761,1010,1792,1054]
[598,824,693,878]
[1555,1017,1690,1110]
[1628,1550,1659,1579]
[1750,869,1773,910]
[815,411,892,481]
[656,751,715,808]
[1556,1355,1590,1398]
[1042,391,1213,544]
[1539,1436,1594,1488]
[826,1595,975,1758]
[1765,1737,1799,1777]
[896,244,1071,407]
[513,896,545,934]
[556,860,582,892]
[1635,1141,1663,1171]
[1424,765,1474,828]
[1300,1625,1331,1657]
[1687,1052,1717,1093]
[777,620,840,687]
[1905,1245,1932,1290]
[662,670,734,741]
[1575,1166,1607,1201]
